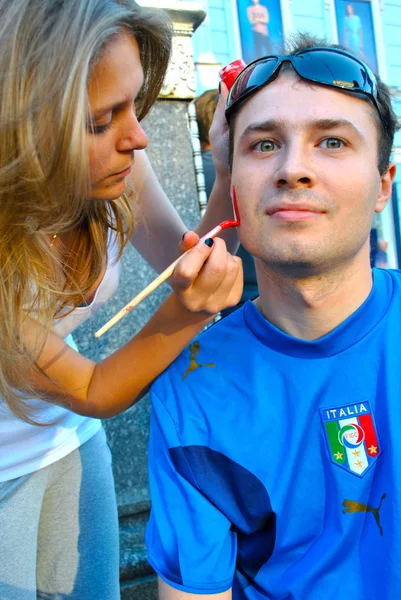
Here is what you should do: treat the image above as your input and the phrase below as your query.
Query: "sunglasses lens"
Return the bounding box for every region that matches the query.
[229,57,278,106]
[226,49,379,123]
[293,50,374,95]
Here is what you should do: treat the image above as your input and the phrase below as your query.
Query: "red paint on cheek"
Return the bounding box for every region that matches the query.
[214,186,240,232]
[232,185,240,225]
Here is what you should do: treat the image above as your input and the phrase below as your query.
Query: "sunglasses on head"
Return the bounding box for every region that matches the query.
[225,47,381,123]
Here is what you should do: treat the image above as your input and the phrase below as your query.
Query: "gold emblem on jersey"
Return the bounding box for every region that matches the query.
[182,341,216,380]
[342,493,386,536]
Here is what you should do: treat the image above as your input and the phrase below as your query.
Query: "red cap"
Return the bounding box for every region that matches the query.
[219,59,246,90]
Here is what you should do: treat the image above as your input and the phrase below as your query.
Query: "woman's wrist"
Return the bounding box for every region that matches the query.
[156,292,215,329]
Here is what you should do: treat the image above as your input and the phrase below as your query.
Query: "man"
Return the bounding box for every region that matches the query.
[247,0,271,58]
[146,35,399,599]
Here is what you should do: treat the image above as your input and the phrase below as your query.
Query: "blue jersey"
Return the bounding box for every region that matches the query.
[146,268,401,599]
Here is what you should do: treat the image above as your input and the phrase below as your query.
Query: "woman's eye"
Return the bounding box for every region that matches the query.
[87,122,112,135]
[320,137,344,149]
[254,140,277,153]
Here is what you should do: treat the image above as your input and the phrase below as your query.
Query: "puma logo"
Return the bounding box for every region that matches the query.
[182,341,215,380]
[342,493,386,536]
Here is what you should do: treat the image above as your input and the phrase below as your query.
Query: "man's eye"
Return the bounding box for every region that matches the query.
[320,137,344,149]
[254,140,277,153]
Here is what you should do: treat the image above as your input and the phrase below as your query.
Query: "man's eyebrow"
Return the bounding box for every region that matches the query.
[238,119,286,142]
[309,118,366,141]
[238,117,366,142]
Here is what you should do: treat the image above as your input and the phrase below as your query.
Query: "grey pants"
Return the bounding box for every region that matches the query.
[0,428,120,600]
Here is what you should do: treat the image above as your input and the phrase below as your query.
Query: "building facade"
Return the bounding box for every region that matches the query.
[192,0,401,268]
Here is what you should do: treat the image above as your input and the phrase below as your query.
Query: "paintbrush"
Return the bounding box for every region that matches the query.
[94,187,240,338]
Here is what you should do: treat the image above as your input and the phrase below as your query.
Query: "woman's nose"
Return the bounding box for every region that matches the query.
[116,113,148,152]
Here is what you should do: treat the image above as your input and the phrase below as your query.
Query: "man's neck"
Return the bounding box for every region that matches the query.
[254,257,373,341]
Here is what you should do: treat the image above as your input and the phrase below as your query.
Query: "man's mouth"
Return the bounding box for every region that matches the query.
[266,202,326,221]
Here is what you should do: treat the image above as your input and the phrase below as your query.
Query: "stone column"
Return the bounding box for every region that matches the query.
[72,3,206,599]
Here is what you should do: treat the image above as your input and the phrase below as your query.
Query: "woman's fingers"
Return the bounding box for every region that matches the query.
[173,237,218,292]
[197,250,243,314]
[178,230,199,254]
[208,82,230,175]
[171,237,243,314]
[209,81,228,142]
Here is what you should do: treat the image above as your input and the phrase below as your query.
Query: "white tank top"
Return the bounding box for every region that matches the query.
[0,237,121,482]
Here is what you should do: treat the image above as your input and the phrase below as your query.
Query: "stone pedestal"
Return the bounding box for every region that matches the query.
[73,4,206,598]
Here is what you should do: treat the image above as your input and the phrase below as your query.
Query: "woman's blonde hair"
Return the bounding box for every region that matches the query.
[0,0,172,422]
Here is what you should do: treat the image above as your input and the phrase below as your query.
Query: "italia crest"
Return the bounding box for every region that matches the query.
[320,401,381,477]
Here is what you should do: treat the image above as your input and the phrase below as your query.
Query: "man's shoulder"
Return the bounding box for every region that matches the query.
[150,306,251,416]
[378,267,401,295]
[153,306,249,382]
[386,267,401,279]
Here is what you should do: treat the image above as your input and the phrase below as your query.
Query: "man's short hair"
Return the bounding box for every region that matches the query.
[194,89,219,148]
[228,32,399,175]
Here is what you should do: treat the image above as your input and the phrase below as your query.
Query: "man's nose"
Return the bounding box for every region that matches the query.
[274,143,317,189]
[116,112,148,152]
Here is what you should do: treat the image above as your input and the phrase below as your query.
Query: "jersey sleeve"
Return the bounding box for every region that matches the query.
[145,389,236,594]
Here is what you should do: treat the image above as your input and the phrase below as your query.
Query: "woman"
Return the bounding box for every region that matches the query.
[0,1,242,598]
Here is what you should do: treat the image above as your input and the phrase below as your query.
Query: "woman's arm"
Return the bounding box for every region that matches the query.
[25,237,242,419]
[129,87,238,274]
[128,149,187,272]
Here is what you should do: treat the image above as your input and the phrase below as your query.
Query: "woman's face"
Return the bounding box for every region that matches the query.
[87,32,149,201]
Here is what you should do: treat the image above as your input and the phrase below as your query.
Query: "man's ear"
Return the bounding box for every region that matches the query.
[375,162,396,213]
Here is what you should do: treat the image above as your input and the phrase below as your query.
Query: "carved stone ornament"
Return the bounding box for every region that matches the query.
[160,35,197,98]
[136,1,206,99]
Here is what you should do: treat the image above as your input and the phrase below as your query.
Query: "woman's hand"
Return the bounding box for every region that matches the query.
[172,231,243,315]
[208,82,230,177]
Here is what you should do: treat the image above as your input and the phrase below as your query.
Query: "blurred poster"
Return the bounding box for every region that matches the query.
[237,0,283,64]
[335,0,378,72]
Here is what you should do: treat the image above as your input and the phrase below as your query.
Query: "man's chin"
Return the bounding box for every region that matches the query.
[257,252,327,278]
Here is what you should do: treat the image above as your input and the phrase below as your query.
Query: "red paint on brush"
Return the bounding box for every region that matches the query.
[217,219,239,231]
